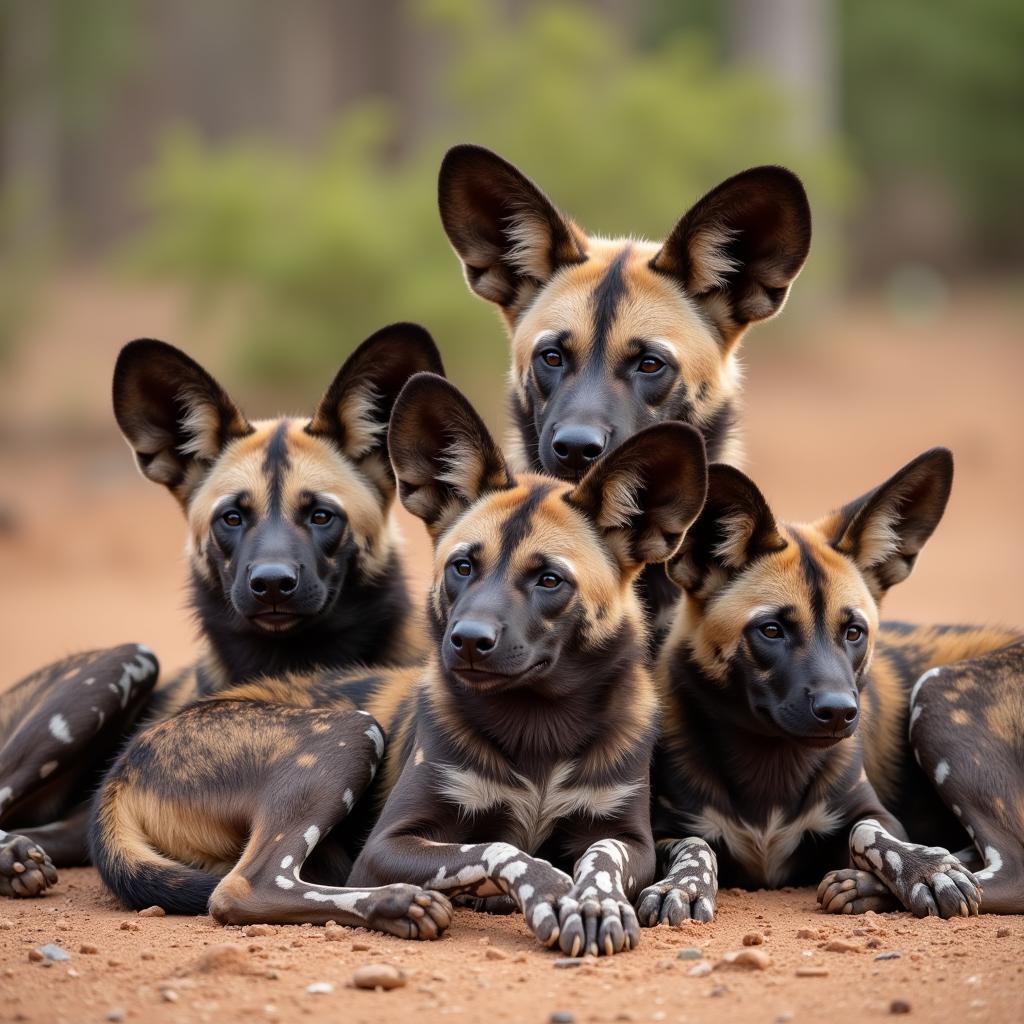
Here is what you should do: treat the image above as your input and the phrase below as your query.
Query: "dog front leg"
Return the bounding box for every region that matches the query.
[637,836,719,926]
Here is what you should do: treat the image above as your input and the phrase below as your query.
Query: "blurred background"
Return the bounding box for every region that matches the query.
[1,0,1021,679]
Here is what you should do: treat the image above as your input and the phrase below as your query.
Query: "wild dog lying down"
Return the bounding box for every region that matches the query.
[0,324,440,904]
[439,145,809,631]
[640,449,1023,923]
[343,374,709,956]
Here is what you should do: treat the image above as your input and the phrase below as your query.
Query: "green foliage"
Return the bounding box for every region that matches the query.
[131,0,845,397]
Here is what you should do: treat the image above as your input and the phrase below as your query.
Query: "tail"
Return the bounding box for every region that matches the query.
[89,775,219,915]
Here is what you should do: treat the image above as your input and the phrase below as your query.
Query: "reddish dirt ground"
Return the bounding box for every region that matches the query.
[1,275,1022,1022]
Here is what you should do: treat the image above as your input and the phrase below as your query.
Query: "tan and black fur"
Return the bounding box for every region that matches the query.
[439,145,809,631]
[641,449,1024,923]
[0,324,441,912]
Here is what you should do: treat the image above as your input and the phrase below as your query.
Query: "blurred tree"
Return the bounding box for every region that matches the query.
[130,0,845,406]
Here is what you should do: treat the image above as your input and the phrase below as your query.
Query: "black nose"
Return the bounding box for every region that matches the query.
[249,563,299,606]
[551,424,608,472]
[810,692,859,729]
[449,620,500,661]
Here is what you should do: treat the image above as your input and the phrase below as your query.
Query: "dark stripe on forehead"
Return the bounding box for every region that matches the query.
[495,482,557,574]
[262,420,291,516]
[793,532,827,625]
[589,246,631,359]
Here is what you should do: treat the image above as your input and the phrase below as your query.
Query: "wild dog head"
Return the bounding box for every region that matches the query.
[665,449,954,746]
[439,145,810,479]
[388,373,707,698]
[112,324,443,666]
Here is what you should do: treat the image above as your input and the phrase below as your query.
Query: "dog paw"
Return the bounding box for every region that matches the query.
[557,894,639,956]
[902,862,982,919]
[816,869,898,914]
[364,885,454,940]
[0,834,58,898]
[453,893,517,915]
[637,877,716,926]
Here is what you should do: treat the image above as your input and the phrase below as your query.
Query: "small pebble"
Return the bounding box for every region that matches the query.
[824,938,861,953]
[553,959,583,969]
[243,924,274,937]
[106,1012,126,1023]
[550,1014,575,1024]
[192,943,250,974]
[352,963,406,990]
[351,941,370,951]
[28,949,44,963]
[709,985,728,997]
[485,947,507,960]
[79,944,98,955]
[866,938,883,949]
[996,927,1010,938]
[160,990,178,1003]
[687,962,712,977]
[306,982,333,995]
[795,967,829,977]
[796,928,816,939]
[137,905,165,918]
[742,931,765,946]
[140,951,155,961]
[890,999,911,1015]
[720,948,771,970]
[874,951,902,961]
[38,944,71,962]
[677,947,702,960]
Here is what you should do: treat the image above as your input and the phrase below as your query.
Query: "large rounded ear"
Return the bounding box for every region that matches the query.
[650,166,811,347]
[307,322,444,495]
[668,464,785,596]
[112,339,252,507]
[388,373,513,537]
[826,448,953,601]
[566,423,708,568]
[438,144,587,315]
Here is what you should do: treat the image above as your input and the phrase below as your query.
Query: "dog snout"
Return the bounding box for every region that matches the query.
[550,424,609,473]
[809,691,859,730]
[449,619,500,662]
[248,562,299,606]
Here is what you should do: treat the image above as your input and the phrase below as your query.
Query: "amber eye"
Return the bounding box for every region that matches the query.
[638,355,665,374]
[537,572,563,589]
[310,508,335,526]
[220,509,244,528]
[846,625,865,643]
[541,349,563,368]
[452,559,473,577]
[759,622,784,640]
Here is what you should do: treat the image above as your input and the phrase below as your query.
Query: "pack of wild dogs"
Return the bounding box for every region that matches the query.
[2,146,1022,957]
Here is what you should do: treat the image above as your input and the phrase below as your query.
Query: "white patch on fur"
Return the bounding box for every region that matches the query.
[0,786,12,811]
[910,667,942,705]
[713,512,758,570]
[908,704,923,734]
[275,875,295,890]
[885,850,903,879]
[686,224,740,293]
[934,760,950,785]
[303,825,321,857]
[39,761,59,779]
[531,901,555,929]
[518,883,534,903]
[338,383,384,460]
[48,715,72,744]
[365,725,384,759]
[302,889,368,913]
[436,763,642,853]
[342,789,354,811]
[595,871,613,894]
[976,846,1003,881]
[690,803,844,887]
[116,652,153,708]
[280,855,293,870]
[414,748,425,766]
[499,860,528,885]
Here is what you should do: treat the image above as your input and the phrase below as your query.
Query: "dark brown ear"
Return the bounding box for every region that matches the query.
[828,448,953,600]
[112,339,252,506]
[567,423,708,567]
[668,464,785,595]
[388,373,513,537]
[438,144,587,313]
[307,322,444,495]
[650,166,811,346]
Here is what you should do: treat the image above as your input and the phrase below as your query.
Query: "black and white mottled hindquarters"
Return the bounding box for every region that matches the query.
[347,373,708,956]
[439,144,810,636]
[0,323,441,920]
[644,448,1023,924]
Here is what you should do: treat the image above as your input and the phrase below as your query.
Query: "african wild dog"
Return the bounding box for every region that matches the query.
[346,373,708,957]
[438,145,809,630]
[83,373,706,945]
[639,449,1024,923]
[0,323,441,908]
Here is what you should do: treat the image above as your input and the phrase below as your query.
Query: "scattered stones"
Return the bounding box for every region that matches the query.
[484,947,507,961]
[796,928,816,939]
[159,989,179,1003]
[795,967,829,978]
[553,959,583,969]
[824,938,861,953]
[550,1014,575,1024]
[28,949,44,963]
[137,905,165,918]
[890,999,912,1015]
[36,944,71,962]
[243,924,274,937]
[118,921,139,932]
[306,982,334,995]
[351,940,370,952]
[996,927,1010,938]
[677,947,703,960]
[709,985,728,997]
[687,962,712,977]
[719,949,771,970]
[743,931,765,946]
[191,943,251,974]
[79,944,98,955]
[140,951,155,960]
[875,951,902,961]
[867,938,883,949]
[106,1011,126,1022]
[352,963,406,990]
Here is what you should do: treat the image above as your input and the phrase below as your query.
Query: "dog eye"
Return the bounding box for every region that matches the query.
[845,625,865,643]
[220,509,244,528]
[759,622,784,640]
[310,508,335,526]
[638,356,665,374]
[540,349,563,368]
[451,559,473,578]
[537,572,563,590]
